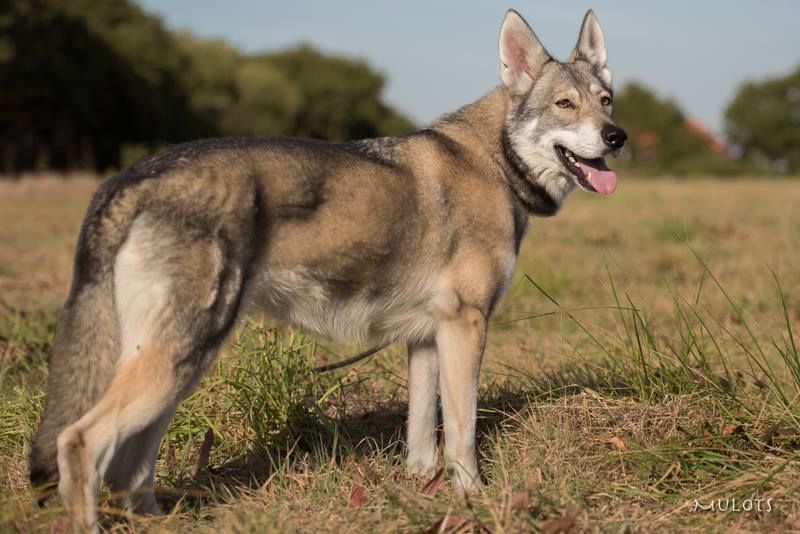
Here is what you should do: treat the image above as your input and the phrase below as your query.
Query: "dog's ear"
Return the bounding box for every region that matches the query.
[499,10,552,96]
[570,10,612,86]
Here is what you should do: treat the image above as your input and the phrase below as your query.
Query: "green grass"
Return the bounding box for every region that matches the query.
[1,176,800,532]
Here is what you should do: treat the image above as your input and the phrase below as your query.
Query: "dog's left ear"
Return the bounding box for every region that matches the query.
[570,10,612,86]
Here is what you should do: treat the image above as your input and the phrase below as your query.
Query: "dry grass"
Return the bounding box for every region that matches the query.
[1,175,799,532]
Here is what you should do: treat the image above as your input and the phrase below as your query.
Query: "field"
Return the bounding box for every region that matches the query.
[1,175,799,532]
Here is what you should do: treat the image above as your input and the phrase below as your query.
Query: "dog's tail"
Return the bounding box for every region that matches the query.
[28,180,132,493]
[28,275,121,491]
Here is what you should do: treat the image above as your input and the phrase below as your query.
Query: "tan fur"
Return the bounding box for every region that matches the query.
[57,345,175,532]
[436,305,486,491]
[32,9,626,527]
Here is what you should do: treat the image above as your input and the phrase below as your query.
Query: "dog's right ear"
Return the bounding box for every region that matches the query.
[499,10,552,96]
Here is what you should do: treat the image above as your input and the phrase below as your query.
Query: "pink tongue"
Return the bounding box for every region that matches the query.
[576,157,618,195]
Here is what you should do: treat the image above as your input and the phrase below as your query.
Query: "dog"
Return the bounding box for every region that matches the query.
[29,8,626,530]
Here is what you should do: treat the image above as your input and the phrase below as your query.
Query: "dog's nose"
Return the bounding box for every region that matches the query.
[601,124,627,149]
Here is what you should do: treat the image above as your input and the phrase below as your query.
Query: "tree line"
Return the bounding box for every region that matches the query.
[614,71,800,175]
[0,0,413,174]
[0,0,797,175]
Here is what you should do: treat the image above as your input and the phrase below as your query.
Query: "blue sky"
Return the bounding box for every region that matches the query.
[139,1,800,136]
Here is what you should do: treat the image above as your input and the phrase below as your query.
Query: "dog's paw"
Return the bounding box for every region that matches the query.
[446,462,483,496]
[406,452,437,478]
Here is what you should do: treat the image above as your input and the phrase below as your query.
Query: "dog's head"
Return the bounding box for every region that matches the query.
[499,9,626,203]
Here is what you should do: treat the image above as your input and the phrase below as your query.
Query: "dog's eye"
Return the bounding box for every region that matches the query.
[555,99,574,109]
[600,96,612,106]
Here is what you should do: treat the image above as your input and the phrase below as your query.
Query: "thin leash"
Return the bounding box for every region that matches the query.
[313,344,389,373]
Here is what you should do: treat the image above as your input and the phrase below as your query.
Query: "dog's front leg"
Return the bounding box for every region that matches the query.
[436,305,486,494]
[406,341,440,476]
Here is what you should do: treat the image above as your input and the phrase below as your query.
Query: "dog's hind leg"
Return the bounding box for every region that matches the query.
[103,407,174,515]
[56,213,250,531]
[406,341,439,477]
[56,345,183,531]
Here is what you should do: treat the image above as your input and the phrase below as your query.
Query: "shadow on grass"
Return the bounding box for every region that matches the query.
[158,356,643,514]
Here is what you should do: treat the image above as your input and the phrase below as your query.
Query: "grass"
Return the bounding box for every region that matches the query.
[1,175,799,532]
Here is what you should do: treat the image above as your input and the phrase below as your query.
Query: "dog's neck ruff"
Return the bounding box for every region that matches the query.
[499,129,559,217]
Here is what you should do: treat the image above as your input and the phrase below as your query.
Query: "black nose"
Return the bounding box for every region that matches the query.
[601,124,627,149]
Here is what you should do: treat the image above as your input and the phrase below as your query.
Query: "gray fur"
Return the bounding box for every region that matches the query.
[29,279,119,487]
[29,9,626,528]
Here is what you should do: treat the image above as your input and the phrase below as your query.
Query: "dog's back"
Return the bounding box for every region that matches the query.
[28,129,514,493]
[30,9,627,529]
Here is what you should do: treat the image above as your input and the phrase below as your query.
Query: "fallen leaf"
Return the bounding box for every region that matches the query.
[425,513,467,533]
[192,428,214,479]
[609,436,627,450]
[540,510,578,534]
[421,468,445,498]
[349,482,367,507]
[510,489,530,511]
[721,424,742,436]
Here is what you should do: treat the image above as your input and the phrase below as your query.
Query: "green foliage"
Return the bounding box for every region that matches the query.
[0,0,200,171]
[223,326,341,451]
[264,45,414,140]
[725,67,800,173]
[0,0,414,173]
[173,32,239,126]
[175,37,415,141]
[167,323,346,474]
[222,59,301,137]
[613,82,738,175]
[523,253,800,418]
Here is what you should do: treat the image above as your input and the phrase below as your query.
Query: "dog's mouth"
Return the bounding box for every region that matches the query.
[555,145,618,195]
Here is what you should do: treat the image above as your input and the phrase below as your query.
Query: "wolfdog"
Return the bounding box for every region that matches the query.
[29,9,626,530]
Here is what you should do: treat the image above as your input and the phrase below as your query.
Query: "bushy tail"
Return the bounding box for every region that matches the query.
[28,276,120,489]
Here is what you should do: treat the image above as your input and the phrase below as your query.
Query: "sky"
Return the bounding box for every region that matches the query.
[139,1,800,137]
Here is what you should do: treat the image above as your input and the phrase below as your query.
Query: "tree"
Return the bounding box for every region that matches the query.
[0,0,199,172]
[175,38,415,141]
[173,32,239,132]
[222,59,301,137]
[725,67,800,173]
[612,82,712,173]
[265,45,414,140]
[0,1,414,174]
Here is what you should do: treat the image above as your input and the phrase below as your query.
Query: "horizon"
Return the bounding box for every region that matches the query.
[138,1,800,139]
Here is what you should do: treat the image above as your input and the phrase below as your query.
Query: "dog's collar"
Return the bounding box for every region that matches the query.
[499,130,559,217]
